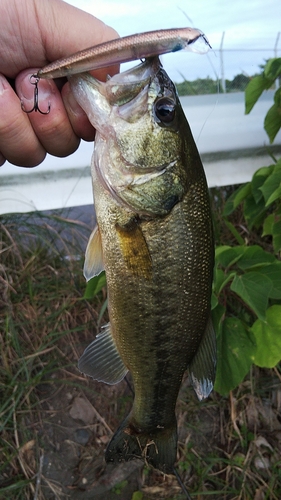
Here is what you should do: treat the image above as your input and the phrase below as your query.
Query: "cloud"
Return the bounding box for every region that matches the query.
[65,0,280,80]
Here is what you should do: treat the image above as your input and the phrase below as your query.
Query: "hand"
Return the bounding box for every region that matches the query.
[0,0,119,167]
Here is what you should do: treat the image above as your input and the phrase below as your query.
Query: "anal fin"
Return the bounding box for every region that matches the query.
[189,315,216,401]
[78,323,128,384]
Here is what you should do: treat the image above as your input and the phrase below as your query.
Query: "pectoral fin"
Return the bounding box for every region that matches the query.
[116,219,152,279]
[83,225,104,281]
[78,323,128,384]
[189,316,216,401]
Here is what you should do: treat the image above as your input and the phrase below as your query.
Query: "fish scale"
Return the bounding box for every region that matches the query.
[70,56,216,474]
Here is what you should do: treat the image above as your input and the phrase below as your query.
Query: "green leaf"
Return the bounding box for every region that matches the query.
[83,271,106,299]
[259,263,281,299]
[243,194,267,229]
[245,75,273,114]
[211,292,219,310]
[211,303,225,339]
[223,219,245,245]
[223,183,251,216]
[272,221,281,252]
[132,492,144,500]
[215,316,256,396]
[251,305,281,367]
[262,213,275,236]
[274,85,281,106]
[259,161,281,206]
[263,214,281,253]
[230,272,272,320]
[236,245,275,270]
[264,58,281,81]
[98,297,108,323]
[214,268,236,296]
[251,165,274,203]
[265,182,281,206]
[0,480,32,492]
[264,99,281,144]
[215,245,244,269]
[265,188,281,209]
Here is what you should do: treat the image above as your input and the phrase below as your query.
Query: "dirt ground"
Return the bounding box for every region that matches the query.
[18,355,222,500]
[36,374,144,499]
[24,365,281,500]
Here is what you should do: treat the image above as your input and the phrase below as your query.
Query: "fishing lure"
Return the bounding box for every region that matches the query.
[22,27,210,114]
[37,27,211,79]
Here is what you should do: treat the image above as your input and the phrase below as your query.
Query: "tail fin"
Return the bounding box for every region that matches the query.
[105,412,177,474]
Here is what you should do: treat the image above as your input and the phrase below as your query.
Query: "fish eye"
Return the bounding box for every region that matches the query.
[155,98,176,123]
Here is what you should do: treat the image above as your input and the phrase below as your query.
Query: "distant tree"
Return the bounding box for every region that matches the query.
[175,73,253,96]
[226,74,251,92]
[175,77,218,96]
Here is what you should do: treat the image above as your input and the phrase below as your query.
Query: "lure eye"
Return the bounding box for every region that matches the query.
[155,98,176,123]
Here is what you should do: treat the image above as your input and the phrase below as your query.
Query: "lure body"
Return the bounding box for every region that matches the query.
[38,27,210,79]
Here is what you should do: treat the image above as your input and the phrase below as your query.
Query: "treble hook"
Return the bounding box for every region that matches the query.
[21,74,51,115]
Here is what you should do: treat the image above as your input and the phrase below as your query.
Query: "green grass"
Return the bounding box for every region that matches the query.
[0,211,101,499]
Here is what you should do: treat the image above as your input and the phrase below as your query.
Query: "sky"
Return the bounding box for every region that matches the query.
[65,0,280,83]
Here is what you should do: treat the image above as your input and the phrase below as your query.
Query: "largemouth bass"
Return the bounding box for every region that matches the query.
[69,57,216,474]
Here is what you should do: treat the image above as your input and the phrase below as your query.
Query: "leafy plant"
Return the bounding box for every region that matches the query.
[245,57,281,143]
[213,58,281,395]
[83,271,106,299]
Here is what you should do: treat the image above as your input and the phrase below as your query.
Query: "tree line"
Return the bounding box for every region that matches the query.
[175,73,251,96]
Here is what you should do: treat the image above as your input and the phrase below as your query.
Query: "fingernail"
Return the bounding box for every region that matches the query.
[63,84,86,118]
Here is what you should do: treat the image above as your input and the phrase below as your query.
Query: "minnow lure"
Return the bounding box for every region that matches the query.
[22,27,210,114]
[37,27,211,79]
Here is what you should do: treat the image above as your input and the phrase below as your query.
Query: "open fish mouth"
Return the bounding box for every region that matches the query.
[75,56,162,107]
[104,57,161,105]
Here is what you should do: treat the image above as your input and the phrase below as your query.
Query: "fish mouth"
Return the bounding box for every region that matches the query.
[72,56,162,108]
